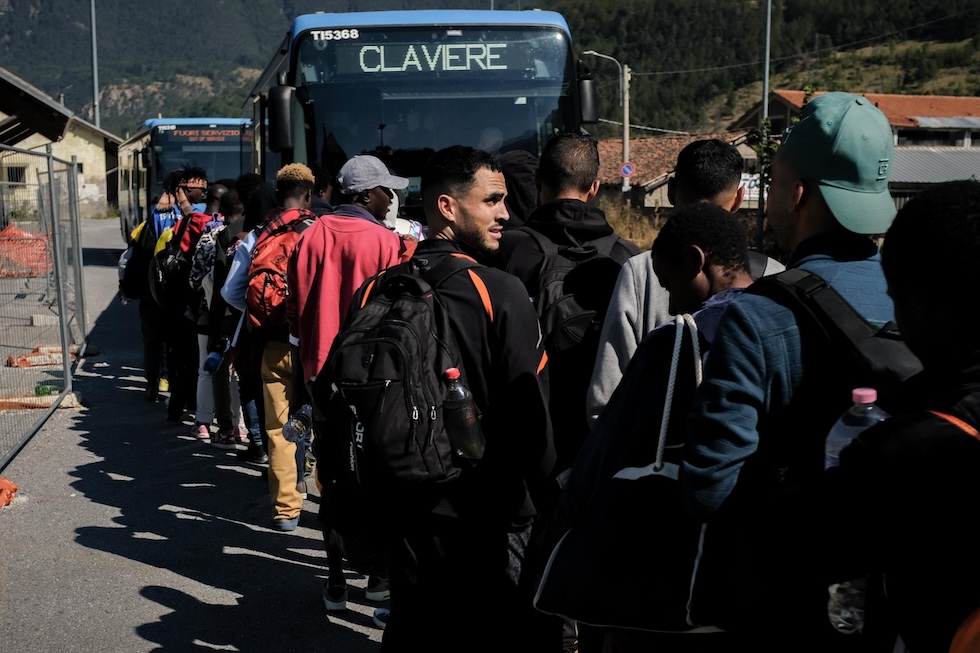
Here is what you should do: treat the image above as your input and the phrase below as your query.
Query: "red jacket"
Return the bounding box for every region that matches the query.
[285,206,405,381]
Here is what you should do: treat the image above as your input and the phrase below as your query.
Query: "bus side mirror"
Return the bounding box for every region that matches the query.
[268,85,295,153]
[578,62,598,124]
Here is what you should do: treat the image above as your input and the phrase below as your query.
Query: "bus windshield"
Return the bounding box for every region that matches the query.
[152,124,251,190]
[294,24,574,195]
[116,118,251,243]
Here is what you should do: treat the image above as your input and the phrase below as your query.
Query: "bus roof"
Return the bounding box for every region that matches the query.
[291,9,570,41]
[141,118,251,128]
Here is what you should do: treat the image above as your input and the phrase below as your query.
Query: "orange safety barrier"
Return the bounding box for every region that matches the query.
[0,477,17,507]
[6,345,77,368]
[0,224,52,277]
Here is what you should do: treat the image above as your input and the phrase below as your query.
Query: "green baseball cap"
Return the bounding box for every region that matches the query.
[779,92,896,234]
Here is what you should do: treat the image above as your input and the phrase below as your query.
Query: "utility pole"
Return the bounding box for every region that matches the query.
[622,63,631,201]
[91,0,100,127]
[583,50,631,205]
[757,0,773,250]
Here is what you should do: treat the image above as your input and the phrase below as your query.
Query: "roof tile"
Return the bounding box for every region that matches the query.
[773,90,980,128]
[597,131,747,186]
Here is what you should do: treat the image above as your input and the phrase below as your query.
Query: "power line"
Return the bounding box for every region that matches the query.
[631,7,979,77]
[594,118,689,135]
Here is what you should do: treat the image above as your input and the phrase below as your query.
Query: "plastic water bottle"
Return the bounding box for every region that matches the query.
[442,368,485,462]
[203,337,230,374]
[825,387,889,635]
[282,404,313,444]
[825,387,889,470]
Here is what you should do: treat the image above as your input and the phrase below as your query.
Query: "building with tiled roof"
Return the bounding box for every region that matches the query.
[596,132,756,209]
[730,90,980,206]
[1,65,121,218]
[731,90,980,146]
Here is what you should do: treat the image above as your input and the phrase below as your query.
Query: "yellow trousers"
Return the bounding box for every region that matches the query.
[261,340,302,521]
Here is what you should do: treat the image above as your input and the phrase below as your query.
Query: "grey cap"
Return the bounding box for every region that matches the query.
[336,155,409,194]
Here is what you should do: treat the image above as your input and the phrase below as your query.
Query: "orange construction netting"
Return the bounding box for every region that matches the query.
[0,224,52,277]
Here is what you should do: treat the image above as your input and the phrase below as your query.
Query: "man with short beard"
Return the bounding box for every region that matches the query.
[379,145,557,652]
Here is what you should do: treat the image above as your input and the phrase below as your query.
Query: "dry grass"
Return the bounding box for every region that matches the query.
[601,198,664,251]
[603,197,788,264]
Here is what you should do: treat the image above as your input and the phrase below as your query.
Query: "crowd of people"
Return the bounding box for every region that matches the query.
[120,95,980,653]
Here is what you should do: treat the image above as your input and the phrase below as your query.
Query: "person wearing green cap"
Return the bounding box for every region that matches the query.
[678,92,900,650]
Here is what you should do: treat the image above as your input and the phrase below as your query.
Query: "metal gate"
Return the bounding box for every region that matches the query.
[0,143,87,471]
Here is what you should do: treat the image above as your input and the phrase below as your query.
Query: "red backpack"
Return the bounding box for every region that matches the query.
[245,208,316,333]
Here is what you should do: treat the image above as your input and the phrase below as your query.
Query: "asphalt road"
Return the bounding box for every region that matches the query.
[0,218,384,652]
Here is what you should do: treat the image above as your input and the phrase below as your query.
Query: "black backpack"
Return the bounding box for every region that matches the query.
[691,267,923,635]
[119,224,155,301]
[524,228,624,468]
[748,267,923,434]
[312,253,493,534]
[147,215,193,311]
[525,229,622,354]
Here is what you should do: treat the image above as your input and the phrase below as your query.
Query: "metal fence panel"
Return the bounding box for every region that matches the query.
[0,143,86,471]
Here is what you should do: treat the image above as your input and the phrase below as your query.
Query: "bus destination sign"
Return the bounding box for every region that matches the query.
[334,42,524,75]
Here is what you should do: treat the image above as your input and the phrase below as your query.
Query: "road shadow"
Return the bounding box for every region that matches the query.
[66,246,383,652]
[82,245,125,268]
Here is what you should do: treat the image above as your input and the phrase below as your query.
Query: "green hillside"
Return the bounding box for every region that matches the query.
[1,0,978,138]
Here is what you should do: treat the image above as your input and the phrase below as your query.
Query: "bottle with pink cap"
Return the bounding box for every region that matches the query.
[824,386,890,636]
[824,387,890,470]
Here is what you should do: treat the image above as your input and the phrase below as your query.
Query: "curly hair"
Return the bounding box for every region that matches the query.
[651,201,749,273]
[162,168,186,195]
[275,163,315,200]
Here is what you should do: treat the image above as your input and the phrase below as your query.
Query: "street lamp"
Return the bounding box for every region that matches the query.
[583,50,631,202]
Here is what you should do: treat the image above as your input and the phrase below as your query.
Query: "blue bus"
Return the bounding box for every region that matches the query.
[245,10,596,222]
[117,117,252,243]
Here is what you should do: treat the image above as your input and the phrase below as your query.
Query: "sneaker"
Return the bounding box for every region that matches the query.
[158,378,170,393]
[372,607,389,629]
[235,427,248,445]
[237,442,268,464]
[192,423,211,441]
[365,576,390,602]
[273,516,299,531]
[211,429,243,450]
[296,479,308,500]
[322,582,348,612]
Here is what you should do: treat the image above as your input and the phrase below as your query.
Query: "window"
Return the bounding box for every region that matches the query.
[76,163,84,174]
[4,166,26,184]
[897,129,958,147]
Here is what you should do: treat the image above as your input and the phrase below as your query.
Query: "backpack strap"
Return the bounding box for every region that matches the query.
[524,227,560,258]
[253,208,314,248]
[747,268,921,380]
[422,252,493,322]
[753,268,868,342]
[360,253,493,322]
[928,410,980,439]
[171,207,194,245]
